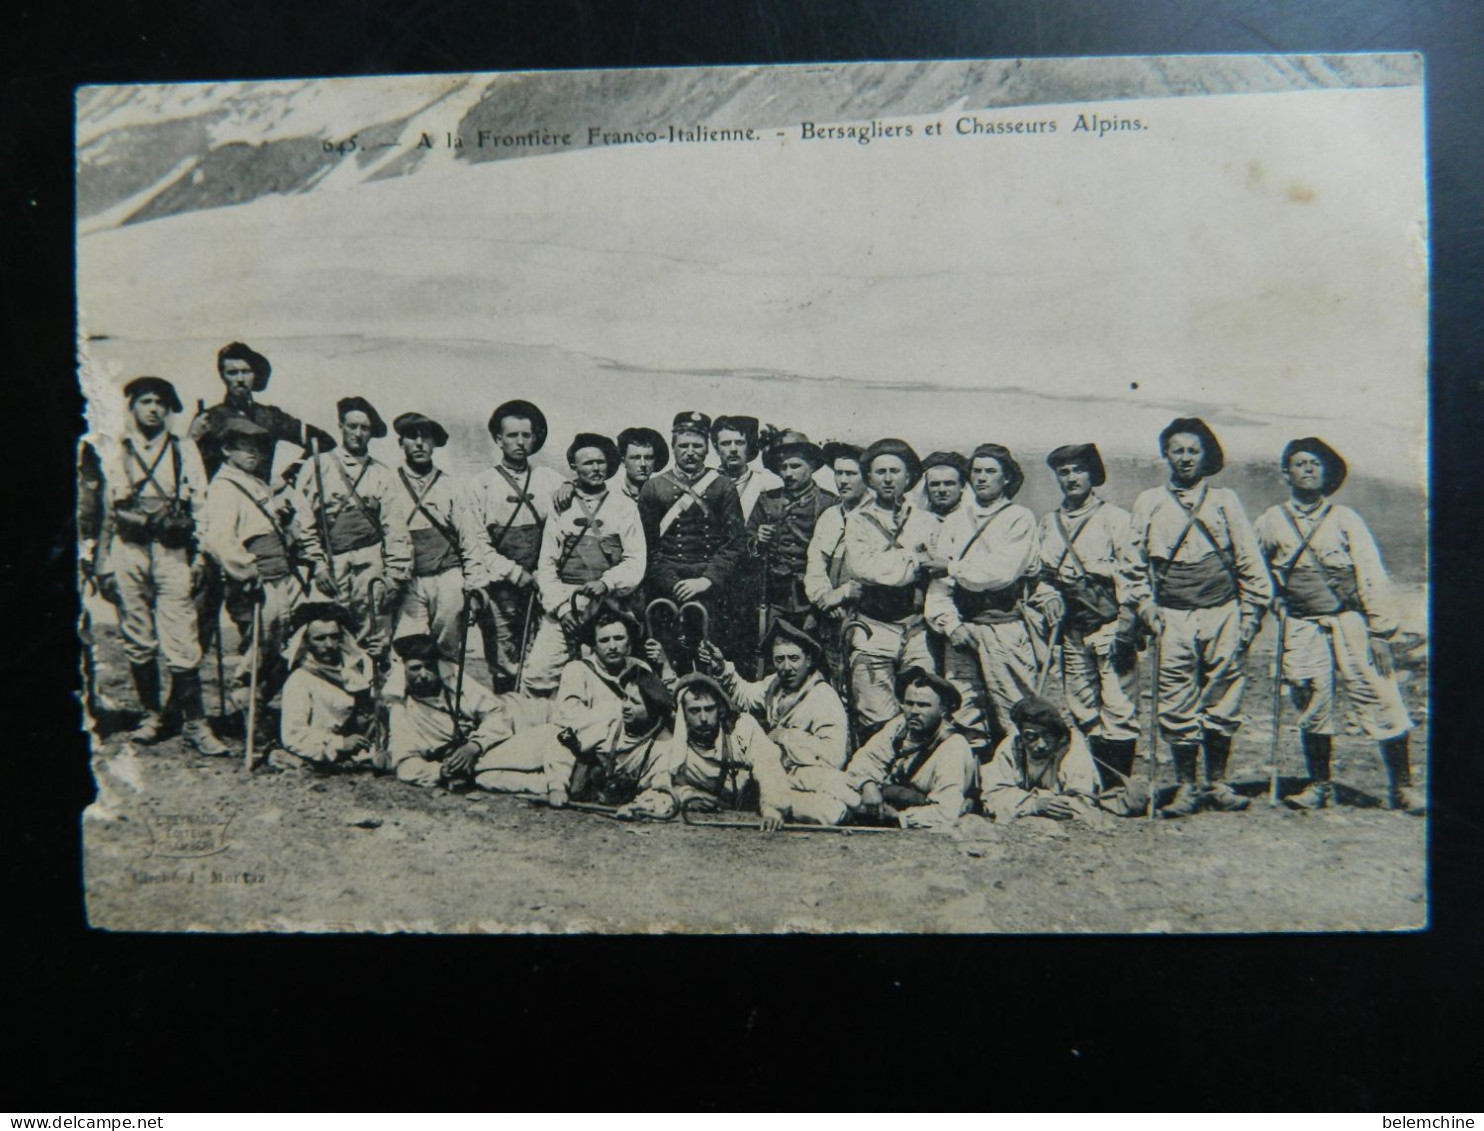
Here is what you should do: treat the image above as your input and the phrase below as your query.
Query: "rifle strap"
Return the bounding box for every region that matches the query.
[222,476,309,592]
[330,454,384,538]
[397,468,460,546]
[1051,501,1103,577]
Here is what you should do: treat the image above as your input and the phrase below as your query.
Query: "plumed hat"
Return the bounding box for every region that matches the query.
[488,399,549,453]
[763,429,825,474]
[1281,437,1348,495]
[337,396,387,438]
[895,665,962,715]
[969,443,1026,499]
[566,432,621,479]
[616,426,670,473]
[1159,417,1224,477]
[216,341,272,391]
[862,438,923,489]
[1045,443,1106,488]
[393,412,449,447]
[123,376,182,414]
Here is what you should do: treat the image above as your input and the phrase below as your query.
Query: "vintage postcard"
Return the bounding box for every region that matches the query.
[77,55,1427,933]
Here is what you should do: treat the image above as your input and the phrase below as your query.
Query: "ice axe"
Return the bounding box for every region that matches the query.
[1268,602,1288,807]
[1144,630,1162,824]
[1034,619,1065,697]
[242,593,264,772]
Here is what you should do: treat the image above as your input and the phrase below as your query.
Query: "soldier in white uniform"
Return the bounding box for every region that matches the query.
[1127,417,1273,818]
[1254,438,1423,814]
[460,399,566,692]
[96,377,226,754]
[1035,443,1143,789]
[804,441,870,680]
[388,412,467,662]
[925,443,1051,752]
[840,439,944,738]
[522,433,647,695]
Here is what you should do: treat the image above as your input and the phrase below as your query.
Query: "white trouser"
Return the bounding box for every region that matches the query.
[112,538,201,671]
[1282,611,1411,740]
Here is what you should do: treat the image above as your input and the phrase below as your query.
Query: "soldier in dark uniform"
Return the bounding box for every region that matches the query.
[748,430,837,671]
[636,411,748,669]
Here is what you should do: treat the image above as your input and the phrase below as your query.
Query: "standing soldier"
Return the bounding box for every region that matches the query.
[300,397,412,656]
[925,443,1049,753]
[712,415,781,523]
[523,433,647,695]
[95,377,226,755]
[1128,417,1273,818]
[461,399,565,693]
[1254,438,1424,814]
[917,450,969,527]
[750,430,837,650]
[612,426,669,503]
[804,441,870,678]
[388,412,466,662]
[1036,443,1143,790]
[637,411,748,663]
[840,438,943,739]
[201,418,330,748]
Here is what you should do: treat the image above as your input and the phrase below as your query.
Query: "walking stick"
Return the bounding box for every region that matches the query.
[839,616,871,752]
[214,606,227,719]
[1034,619,1065,698]
[1268,603,1288,807]
[514,588,539,693]
[366,577,389,759]
[308,435,341,597]
[1145,631,1162,823]
[243,594,264,772]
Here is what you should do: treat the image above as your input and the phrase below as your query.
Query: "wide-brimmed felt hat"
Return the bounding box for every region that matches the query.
[216,341,272,392]
[895,665,962,715]
[968,443,1026,499]
[1010,695,1072,744]
[581,600,643,650]
[567,432,621,479]
[1045,443,1106,488]
[123,376,182,414]
[488,399,549,453]
[711,414,761,461]
[1159,417,1225,477]
[672,410,712,439]
[219,416,272,445]
[763,429,825,474]
[673,671,734,713]
[1281,436,1348,495]
[822,440,864,468]
[337,396,387,438]
[393,412,449,447]
[290,600,356,633]
[761,618,824,668]
[616,426,670,472]
[862,438,923,489]
[921,450,970,483]
[392,633,440,663]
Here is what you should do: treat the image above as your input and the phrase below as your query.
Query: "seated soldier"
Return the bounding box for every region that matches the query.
[980,696,1150,822]
[699,619,856,825]
[842,667,978,830]
[620,673,792,830]
[388,633,535,790]
[278,602,380,771]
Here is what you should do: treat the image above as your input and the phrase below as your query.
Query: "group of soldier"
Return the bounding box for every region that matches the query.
[78,339,1424,832]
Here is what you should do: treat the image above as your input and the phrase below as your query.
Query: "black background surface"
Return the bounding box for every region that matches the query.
[6,0,1482,1111]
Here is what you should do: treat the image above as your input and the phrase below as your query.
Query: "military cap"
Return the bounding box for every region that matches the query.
[580,599,643,650]
[763,429,825,474]
[290,600,356,633]
[921,450,970,483]
[488,399,549,453]
[1159,417,1225,477]
[567,432,621,479]
[219,416,271,445]
[217,341,272,391]
[392,633,441,663]
[393,412,449,447]
[673,671,734,713]
[1010,695,1072,745]
[895,665,962,715]
[123,376,182,414]
[761,618,824,669]
[337,396,388,438]
[1281,437,1348,495]
[822,440,864,468]
[672,411,712,438]
[969,443,1026,499]
[862,438,923,489]
[621,666,675,725]
[1045,443,1106,488]
[617,426,670,473]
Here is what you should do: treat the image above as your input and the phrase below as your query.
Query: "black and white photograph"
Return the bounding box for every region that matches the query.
[75,54,1429,934]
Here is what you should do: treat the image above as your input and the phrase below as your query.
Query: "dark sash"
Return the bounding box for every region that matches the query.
[410,526,459,576]
[245,532,291,582]
[487,522,543,573]
[953,580,1025,625]
[858,583,921,623]
[1157,554,1238,610]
